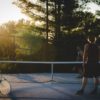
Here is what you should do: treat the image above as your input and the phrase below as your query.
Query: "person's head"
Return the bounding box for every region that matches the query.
[87,35,97,43]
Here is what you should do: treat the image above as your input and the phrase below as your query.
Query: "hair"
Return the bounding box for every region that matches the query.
[87,35,97,43]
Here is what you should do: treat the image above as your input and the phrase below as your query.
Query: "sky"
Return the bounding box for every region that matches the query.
[0,0,30,25]
[0,0,100,25]
[85,2,100,14]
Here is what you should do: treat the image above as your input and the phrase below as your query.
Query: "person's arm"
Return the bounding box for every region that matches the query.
[83,44,88,64]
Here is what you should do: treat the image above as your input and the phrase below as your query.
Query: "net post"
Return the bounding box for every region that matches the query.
[51,63,54,81]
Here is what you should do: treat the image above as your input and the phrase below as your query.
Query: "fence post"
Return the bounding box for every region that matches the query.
[51,63,54,81]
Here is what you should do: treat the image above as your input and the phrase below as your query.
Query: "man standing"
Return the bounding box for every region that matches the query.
[76,35,100,95]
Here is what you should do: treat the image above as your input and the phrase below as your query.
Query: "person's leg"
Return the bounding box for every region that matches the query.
[76,77,88,95]
[90,77,99,94]
[94,77,99,89]
[81,77,88,90]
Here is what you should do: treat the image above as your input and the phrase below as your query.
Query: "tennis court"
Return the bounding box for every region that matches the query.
[0,73,100,100]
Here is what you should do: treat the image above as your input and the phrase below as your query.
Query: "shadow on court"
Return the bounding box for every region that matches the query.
[0,73,100,100]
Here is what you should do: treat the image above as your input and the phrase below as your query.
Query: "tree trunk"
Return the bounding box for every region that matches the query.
[46,0,49,42]
[54,0,61,42]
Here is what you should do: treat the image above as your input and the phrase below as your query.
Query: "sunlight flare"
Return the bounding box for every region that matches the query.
[0,0,30,25]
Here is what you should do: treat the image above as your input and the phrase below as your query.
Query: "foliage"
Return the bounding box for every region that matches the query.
[1,0,99,61]
[0,0,100,72]
[0,20,55,60]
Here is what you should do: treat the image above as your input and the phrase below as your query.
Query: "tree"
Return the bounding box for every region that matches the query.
[13,0,79,40]
[13,0,100,61]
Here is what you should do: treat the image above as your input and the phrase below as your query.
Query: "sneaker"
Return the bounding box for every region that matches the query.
[76,89,84,95]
